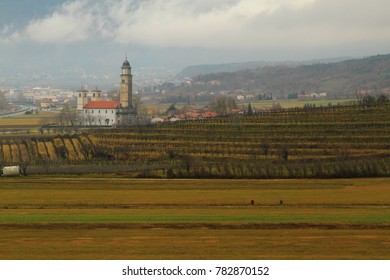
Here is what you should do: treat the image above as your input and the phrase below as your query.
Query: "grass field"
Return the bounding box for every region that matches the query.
[0,177,389,259]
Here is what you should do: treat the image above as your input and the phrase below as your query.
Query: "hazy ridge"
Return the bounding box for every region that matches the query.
[181,54,390,97]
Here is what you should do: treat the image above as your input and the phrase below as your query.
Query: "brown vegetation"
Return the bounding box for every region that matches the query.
[1,102,390,178]
[0,178,389,259]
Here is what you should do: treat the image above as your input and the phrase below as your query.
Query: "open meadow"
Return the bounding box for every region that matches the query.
[0,177,389,259]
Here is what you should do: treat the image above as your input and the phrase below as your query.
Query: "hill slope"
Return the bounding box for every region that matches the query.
[176,57,351,79]
[192,54,390,98]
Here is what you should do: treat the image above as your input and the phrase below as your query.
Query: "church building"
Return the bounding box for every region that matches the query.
[76,58,135,126]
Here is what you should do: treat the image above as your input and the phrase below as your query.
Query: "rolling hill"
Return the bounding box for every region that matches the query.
[176,57,351,79]
[182,54,390,98]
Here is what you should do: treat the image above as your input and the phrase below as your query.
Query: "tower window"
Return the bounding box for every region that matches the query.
[122,79,125,83]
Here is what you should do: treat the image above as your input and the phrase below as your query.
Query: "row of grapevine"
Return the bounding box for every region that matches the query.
[88,104,390,178]
[1,104,389,178]
[0,134,92,164]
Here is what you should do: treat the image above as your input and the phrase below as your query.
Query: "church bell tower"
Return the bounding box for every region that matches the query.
[76,88,88,110]
[119,57,133,108]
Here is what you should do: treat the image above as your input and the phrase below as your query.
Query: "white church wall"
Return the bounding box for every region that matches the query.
[82,109,119,126]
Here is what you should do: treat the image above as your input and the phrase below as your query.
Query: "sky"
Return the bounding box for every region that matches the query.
[1,0,390,86]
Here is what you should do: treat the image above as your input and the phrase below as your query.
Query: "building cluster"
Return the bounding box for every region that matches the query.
[0,87,74,110]
[151,105,218,124]
[76,58,136,126]
[298,92,327,100]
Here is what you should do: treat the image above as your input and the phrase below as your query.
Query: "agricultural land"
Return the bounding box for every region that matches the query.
[0,178,389,259]
[1,101,389,178]
[0,101,389,259]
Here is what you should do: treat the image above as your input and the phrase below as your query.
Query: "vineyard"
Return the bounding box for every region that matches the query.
[1,103,390,178]
[0,134,93,166]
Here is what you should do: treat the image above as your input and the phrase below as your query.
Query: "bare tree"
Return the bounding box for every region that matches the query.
[0,90,10,111]
[133,95,148,117]
[210,96,238,116]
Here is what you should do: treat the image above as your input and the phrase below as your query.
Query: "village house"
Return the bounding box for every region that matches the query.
[298,92,327,100]
[40,98,55,109]
[151,104,219,124]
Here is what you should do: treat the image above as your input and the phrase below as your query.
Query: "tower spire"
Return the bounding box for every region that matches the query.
[120,57,132,108]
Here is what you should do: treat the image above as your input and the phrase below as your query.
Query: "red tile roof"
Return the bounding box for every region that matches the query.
[41,98,53,103]
[202,112,218,118]
[83,101,120,109]
[186,112,201,118]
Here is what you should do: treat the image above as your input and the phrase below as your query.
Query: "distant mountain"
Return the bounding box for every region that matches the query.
[176,57,352,79]
[189,54,390,98]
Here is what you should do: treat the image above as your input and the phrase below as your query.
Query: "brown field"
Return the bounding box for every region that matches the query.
[0,225,389,260]
[0,177,389,259]
[0,111,60,130]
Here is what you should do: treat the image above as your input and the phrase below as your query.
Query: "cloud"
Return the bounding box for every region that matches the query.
[106,0,319,48]
[0,24,22,44]
[2,0,390,53]
[102,0,390,50]
[254,0,390,48]
[25,0,96,43]
[7,0,318,46]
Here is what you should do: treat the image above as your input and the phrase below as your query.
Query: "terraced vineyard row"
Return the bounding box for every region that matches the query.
[0,134,93,164]
[1,104,389,178]
[91,105,390,178]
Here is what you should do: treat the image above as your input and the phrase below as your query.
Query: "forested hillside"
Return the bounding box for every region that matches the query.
[192,54,390,98]
[177,57,350,79]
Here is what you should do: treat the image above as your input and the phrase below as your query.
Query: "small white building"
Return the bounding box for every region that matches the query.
[81,101,121,126]
[151,117,165,124]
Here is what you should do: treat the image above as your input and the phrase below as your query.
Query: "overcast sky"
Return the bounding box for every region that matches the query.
[1,0,390,81]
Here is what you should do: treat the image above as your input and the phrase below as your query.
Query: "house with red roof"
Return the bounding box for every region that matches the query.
[81,101,121,126]
[201,111,218,118]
